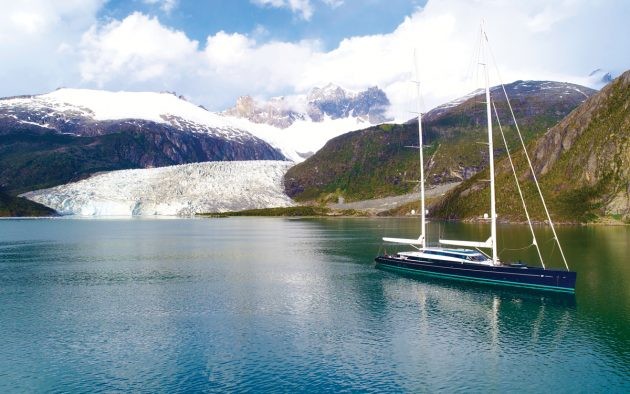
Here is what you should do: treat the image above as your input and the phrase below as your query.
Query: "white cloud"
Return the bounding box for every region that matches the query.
[1,0,629,120]
[79,12,198,86]
[0,0,104,95]
[202,31,321,98]
[251,0,345,20]
[252,0,314,20]
[526,0,578,32]
[9,11,48,34]
[249,0,344,21]
[238,0,630,119]
[322,0,344,8]
[76,13,321,108]
[143,0,179,14]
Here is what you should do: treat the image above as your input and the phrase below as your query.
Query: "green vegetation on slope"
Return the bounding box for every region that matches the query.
[285,81,593,204]
[198,206,364,217]
[0,189,57,217]
[285,123,422,203]
[0,130,145,195]
[0,129,207,195]
[0,121,284,197]
[432,71,630,223]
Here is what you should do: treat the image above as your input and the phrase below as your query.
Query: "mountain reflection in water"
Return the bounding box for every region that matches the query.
[0,217,627,392]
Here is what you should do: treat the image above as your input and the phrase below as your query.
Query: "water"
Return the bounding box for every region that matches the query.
[0,218,628,392]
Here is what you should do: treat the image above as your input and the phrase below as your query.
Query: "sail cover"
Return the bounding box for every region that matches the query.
[439,237,493,248]
[383,235,424,245]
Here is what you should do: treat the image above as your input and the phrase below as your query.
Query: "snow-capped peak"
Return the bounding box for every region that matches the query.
[307,83,356,101]
[0,88,279,144]
[0,86,384,163]
[224,83,391,129]
[40,88,229,129]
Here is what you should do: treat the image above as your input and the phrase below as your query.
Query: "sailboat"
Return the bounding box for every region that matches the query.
[375,25,577,294]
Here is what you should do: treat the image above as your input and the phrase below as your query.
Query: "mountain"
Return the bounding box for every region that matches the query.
[307,85,391,124]
[0,89,285,195]
[22,161,293,216]
[224,84,391,128]
[222,84,393,162]
[431,70,630,223]
[0,188,57,217]
[284,80,596,203]
[588,69,614,88]
[223,95,305,129]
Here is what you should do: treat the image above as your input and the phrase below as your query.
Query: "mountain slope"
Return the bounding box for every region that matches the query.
[0,89,285,195]
[0,188,57,217]
[431,70,630,223]
[285,123,419,201]
[284,80,595,202]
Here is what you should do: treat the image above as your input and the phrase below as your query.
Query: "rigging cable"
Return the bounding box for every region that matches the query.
[485,36,570,271]
[499,244,535,257]
[492,101,546,268]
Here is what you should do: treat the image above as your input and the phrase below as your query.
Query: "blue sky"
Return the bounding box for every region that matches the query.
[0,0,629,116]
[100,0,425,50]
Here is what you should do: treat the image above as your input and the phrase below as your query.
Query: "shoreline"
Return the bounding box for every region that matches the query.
[2,209,627,226]
[196,207,629,226]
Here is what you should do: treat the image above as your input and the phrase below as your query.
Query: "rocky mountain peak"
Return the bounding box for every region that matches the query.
[306,84,390,123]
[224,84,391,128]
[588,69,614,87]
[224,95,305,128]
[233,95,257,117]
[307,83,350,102]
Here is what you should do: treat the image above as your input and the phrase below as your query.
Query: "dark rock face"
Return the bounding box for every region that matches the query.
[0,96,285,195]
[355,87,392,124]
[0,124,284,195]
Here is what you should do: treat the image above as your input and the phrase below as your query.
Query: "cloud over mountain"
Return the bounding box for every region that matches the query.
[2,0,629,120]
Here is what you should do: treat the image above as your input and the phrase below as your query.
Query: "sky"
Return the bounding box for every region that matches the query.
[1,0,629,120]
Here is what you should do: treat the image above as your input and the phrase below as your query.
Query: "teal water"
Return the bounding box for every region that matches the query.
[0,218,628,392]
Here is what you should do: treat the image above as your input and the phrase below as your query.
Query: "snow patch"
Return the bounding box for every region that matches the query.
[1,87,376,163]
[431,88,483,112]
[1,88,269,142]
[21,161,295,216]
[238,115,371,162]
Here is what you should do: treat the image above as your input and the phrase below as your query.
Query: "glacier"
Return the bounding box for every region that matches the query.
[20,161,295,216]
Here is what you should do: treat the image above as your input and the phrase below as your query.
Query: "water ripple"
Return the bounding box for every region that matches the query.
[0,218,628,392]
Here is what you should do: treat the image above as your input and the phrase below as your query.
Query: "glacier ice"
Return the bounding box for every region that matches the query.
[21,161,295,216]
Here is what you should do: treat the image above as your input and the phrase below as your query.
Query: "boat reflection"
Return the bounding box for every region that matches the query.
[378,267,577,354]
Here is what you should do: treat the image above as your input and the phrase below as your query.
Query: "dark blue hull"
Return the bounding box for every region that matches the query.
[375,255,576,293]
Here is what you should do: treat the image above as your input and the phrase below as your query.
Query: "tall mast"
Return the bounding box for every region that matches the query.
[482,25,498,265]
[414,51,426,249]
[381,53,428,248]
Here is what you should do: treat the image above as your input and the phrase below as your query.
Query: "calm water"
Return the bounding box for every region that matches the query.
[0,218,628,392]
